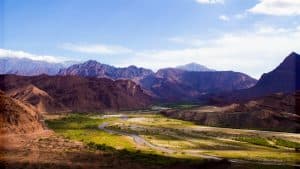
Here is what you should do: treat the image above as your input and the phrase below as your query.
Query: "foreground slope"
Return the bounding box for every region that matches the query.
[0,91,44,134]
[0,75,152,113]
[7,84,70,113]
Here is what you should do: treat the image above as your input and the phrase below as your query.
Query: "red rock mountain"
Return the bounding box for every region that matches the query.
[0,91,44,134]
[7,84,70,113]
[162,92,300,132]
[0,75,152,113]
[58,60,257,102]
[140,68,257,102]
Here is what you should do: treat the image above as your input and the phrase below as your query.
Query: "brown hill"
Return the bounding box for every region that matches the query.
[0,75,152,113]
[0,91,44,134]
[7,84,70,113]
[162,93,300,132]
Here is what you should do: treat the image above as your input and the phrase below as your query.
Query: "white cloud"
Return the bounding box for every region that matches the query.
[256,26,290,34]
[61,43,133,55]
[118,26,300,78]
[168,37,205,46]
[0,48,66,63]
[249,0,300,16]
[219,15,230,21]
[195,0,224,4]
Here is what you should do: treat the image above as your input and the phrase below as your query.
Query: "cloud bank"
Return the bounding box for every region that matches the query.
[0,49,66,63]
[249,0,300,16]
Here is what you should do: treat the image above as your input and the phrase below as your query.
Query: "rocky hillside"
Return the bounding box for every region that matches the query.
[162,92,300,132]
[58,60,256,102]
[7,84,70,113]
[140,68,257,102]
[0,75,152,113]
[58,60,154,81]
[0,91,44,134]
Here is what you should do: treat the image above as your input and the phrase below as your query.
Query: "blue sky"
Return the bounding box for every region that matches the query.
[1,0,300,78]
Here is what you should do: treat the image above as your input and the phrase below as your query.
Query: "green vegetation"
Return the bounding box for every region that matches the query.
[274,138,300,149]
[233,136,275,148]
[46,114,136,150]
[155,103,201,110]
[46,113,300,166]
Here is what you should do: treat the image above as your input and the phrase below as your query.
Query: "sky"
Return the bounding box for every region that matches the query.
[0,0,300,78]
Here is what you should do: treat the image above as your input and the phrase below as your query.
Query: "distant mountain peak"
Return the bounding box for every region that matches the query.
[82,60,101,65]
[289,51,299,56]
[176,62,215,72]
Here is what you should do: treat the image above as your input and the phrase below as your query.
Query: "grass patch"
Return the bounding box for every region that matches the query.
[46,114,136,150]
[233,136,275,148]
[274,138,300,149]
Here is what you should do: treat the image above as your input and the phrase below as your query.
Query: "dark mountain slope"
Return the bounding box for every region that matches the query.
[140,68,257,102]
[0,75,152,112]
[162,92,300,132]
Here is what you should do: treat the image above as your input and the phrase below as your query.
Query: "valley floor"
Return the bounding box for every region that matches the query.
[1,111,300,169]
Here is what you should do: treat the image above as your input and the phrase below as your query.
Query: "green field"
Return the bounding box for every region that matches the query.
[46,113,300,167]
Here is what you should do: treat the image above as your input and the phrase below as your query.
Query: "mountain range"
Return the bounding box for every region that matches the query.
[0,75,151,113]
[0,52,299,132]
[58,60,154,81]
[162,52,300,132]
[0,52,298,109]
[58,60,257,102]
[0,57,65,75]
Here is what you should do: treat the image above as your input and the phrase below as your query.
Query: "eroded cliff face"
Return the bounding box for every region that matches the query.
[0,91,44,134]
[0,75,152,113]
[162,93,300,132]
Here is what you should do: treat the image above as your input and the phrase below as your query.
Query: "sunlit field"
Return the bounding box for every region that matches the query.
[46,112,300,167]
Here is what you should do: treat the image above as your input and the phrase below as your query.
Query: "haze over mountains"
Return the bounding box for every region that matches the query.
[176,63,215,72]
[0,57,65,75]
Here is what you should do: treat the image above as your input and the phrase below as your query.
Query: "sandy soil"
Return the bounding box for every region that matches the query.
[0,130,149,169]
